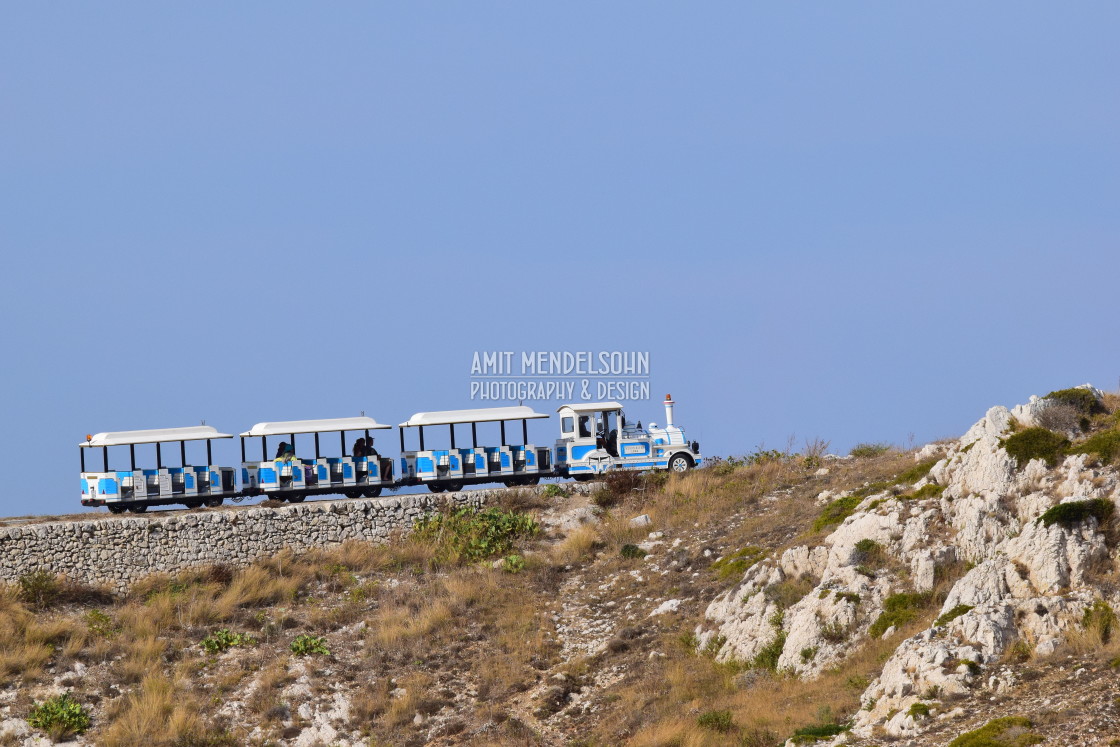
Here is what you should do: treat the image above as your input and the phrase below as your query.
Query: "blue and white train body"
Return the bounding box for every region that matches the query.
[80,396,701,512]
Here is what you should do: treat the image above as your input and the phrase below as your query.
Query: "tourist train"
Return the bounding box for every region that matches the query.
[79,396,702,513]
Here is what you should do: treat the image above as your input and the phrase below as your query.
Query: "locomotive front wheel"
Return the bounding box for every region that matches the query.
[668,454,693,473]
[107,504,127,514]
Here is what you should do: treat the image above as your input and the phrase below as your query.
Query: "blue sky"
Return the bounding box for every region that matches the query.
[1,4,1117,515]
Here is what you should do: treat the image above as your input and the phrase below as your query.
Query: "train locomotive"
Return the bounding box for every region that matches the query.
[79,395,701,513]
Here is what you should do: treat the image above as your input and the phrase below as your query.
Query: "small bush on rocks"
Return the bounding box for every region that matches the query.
[907,483,945,500]
[790,722,849,744]
[201,629,257,654]
[619,544,646,559]
[907,702,931,719]
[1045,388,1105,416]
[28,692,91,741]
[290,634,330,657]
[696,709,734,733]
[1071,429,1120,465]
[898,458,939,485]
[413,507,539,564]
[1082,599,1117,644]
[935,604,974,627]
[1037,498,1114,529]
[869,593,931,638]
[1001,427,1069,468]
[850,443,891,458]
[540,484,567,499]
[947,716,1041,747]
[18,570,61,607]
[710,546,765,579]
[853,539,886,566]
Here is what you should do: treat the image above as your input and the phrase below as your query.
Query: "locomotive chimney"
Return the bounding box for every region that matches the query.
[664,394,675,427]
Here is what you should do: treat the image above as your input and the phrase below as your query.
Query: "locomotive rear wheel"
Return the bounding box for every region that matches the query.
[668,454,693,473]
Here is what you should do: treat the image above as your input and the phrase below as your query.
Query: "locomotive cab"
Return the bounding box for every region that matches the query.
[554,395,702,478]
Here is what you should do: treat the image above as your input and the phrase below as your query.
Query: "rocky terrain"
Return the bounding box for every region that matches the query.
[2,386,1120,745]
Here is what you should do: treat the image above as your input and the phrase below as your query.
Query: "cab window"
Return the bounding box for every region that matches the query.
[578,416,592,438]
[562,417,574,434]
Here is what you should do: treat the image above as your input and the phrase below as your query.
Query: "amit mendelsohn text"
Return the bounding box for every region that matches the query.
[470,351,650,377]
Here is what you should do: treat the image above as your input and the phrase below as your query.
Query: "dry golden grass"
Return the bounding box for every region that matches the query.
[549,524,601,566]
[384,671,433,727]
[99,673,231,747]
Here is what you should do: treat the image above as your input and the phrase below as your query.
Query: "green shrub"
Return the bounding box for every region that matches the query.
[1044,388,1104,416]
[935,604,974,627]
[850,443,891,458]
[1001,427,1069,468]
[540,483,567,499]
[853,539,886,566]
[501,554,526,573]
[413,507,539,564]
[1037,498,1114,528]
[619,544,647,559]
[837,592,861,605]
[201,628,257,654]
[1082,599,1117,644]
[752,630,786,671]
[908,702,931,719]
[18,570,61,607]
[711,546,765,579]
[898,458,939,484]
[85,609,118,638]
[1070,429,1120,465]
[800,646,818,662]
[813,495,862,532]
[764,577,814,610]
[820,621,849,643]
[27,692,91,740]
[696,709,734,733]
[790,722,849,743]
[869,593,931,638]
[290,634,330,656]
[947,716,1041,747]
[908,483,945,500]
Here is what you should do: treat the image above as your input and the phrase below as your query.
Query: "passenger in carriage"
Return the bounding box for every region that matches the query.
[275,441,294,461]
[352,437,366,459]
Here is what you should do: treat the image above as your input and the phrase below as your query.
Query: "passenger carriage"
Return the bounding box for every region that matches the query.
[238,417,394,502]
[79,426,237,513]
[554,395,702,479]
[398,406,551,492]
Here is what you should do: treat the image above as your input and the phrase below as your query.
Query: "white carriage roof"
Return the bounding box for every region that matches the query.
[400,405,549,427]
[556,401,625,414]
[81,426,233,447]
[239,417,391,437]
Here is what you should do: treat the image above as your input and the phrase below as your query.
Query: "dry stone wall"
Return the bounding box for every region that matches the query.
[0,485,572,593]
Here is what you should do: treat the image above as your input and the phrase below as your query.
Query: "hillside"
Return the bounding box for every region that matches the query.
[2,386,1120,745]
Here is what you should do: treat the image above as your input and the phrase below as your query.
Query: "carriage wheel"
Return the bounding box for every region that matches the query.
[427,483,445,493]
[128,504,148,514]
[362,487,382,498]
[107,504,127,514]
[205,497,224,508]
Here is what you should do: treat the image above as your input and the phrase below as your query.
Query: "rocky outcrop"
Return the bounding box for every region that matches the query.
[698,387,1120,741]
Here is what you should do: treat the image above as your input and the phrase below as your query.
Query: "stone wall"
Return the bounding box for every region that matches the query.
[0,486,561,593]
